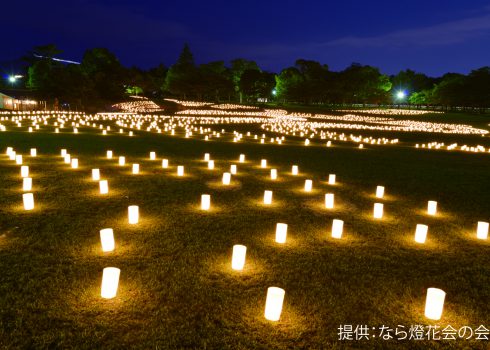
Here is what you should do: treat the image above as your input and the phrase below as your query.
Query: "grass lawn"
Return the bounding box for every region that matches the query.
[0,110,489,349]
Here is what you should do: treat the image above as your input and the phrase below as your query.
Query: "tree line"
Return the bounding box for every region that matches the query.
[4,43,490,111]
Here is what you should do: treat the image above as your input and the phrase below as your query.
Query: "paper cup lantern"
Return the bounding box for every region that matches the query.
[92,169,100,181]
[376,186,385,198]
[118,156,125,166]
[100,228,115,252]
[132,164,140,174]
[101,267,120,299]
[99,180,109,194]
[204,153,210,161]
[128,205,139,224]
[264,190,273,205]
[264,287,285,321]
[304,179,312,192]
[270,169,277,180]
[150,151,156,160]
[427,201,437,215]
[373,203,383,219]
[231,245,247,270]
[23,177,32,191]
[275,223,288,243]
[30,148,37,157]
[230,164,237,174]
[292,165,298,175]
[201,194,211,210]
[23,193,34,210]
[177,166,184,176]
[325,193,334,209]
[261,159,267,168]
[414,224,428,243]
[20,166,29,178]
[331,219,344,239]
[239,154,245,163]
[328,174,336,185]
[425,288,446,320]
[107,150,113,159]
[222,172,231,185]
[477,221,489,240]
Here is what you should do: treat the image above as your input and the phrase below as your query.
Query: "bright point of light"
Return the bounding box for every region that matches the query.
[272,89,277,96]
[396,91,406,99]
[8,76,16,83]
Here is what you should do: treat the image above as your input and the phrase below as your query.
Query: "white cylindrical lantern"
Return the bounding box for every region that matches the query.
[230,164,237,175]
[107,150,113,159]
[331,219,344,239]
[63,154,71,164]
[201,194,211,210]
[261,159,267,168]
[71,158,78,169]
[414,224,428,243]
[128,205,139,224]
[23,193,34,210]
[30,148,37,157]
[292,165,298,175]
[231,245,247,270]
[264,190,273,205]
[427,201,437,215]
[328,174,336,185]
[177,165,184,176]
[222,172,231,185]
[118,156,125,166]
[264,287,285,321]
[99,180,109,194]
[150,151,156,160]
[16,155,23,165]
[162,159,169,168]
[92,169,100,181]
[100,228,115,252]
[373,203,383,219]
[270,169,277,180]
[304,179,312,192]
[275,223,288,243]
[477,221,489,240]
[208,160,214,169]
[425,288,446,320]
[23,177,32,191]
[204,153,210,161]
[132,164,140,174]
[239,154,245,163]
[325,193,334,209]
[376,186,385,198]
[101,267,120,299]
[21,165,29,178]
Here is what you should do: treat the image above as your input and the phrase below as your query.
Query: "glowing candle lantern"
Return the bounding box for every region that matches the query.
[204,153,210,161]
[150,151,156,160]
[376,186,385,198]
[201,194,211,210]
[162,159,169,168]
[23,193,34,210]
[208,160,214,169]
[328,174,336,185]
[239,154,245,163]
[23,177,32,191]
[427,201,437,215]
[92,169,100,181]
[20,166,29,178]
[425,288,446,320]
[16,155,23,165]
[101,267,120,299]
[304,179,313,192]
[292,165,298,175]
[30,148,37,157]
[61,149,67,157]
[100,228,115,252]
[414,224,428,243]
[325,193,334,209]
[106,150,113,159]
[6,147,13,155]
[331,219,344,239]
[132,164,140,174]
[477,221,489,240]
[270,169,277,180]
[118,156,125,166]
[263,190,273,205]
[264,287,285,321]
[231,245,247,270]
[230,164,237,174]
[71,158,78,169]
[64,154,71,164]
[275,223,288,243]
[99,180,109,194]
[9,151,16,161]
[373,203,384,219]
[177,165,184,176]
[261,159,267,168]
[128,205,139,224]
[222,172,231,185]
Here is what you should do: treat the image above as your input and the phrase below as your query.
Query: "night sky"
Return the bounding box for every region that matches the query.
[3,0,490,76]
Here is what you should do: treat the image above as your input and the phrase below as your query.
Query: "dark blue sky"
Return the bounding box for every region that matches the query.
[3,0,490,76]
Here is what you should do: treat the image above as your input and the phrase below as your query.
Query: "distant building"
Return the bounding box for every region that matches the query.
[0,91,39,111]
